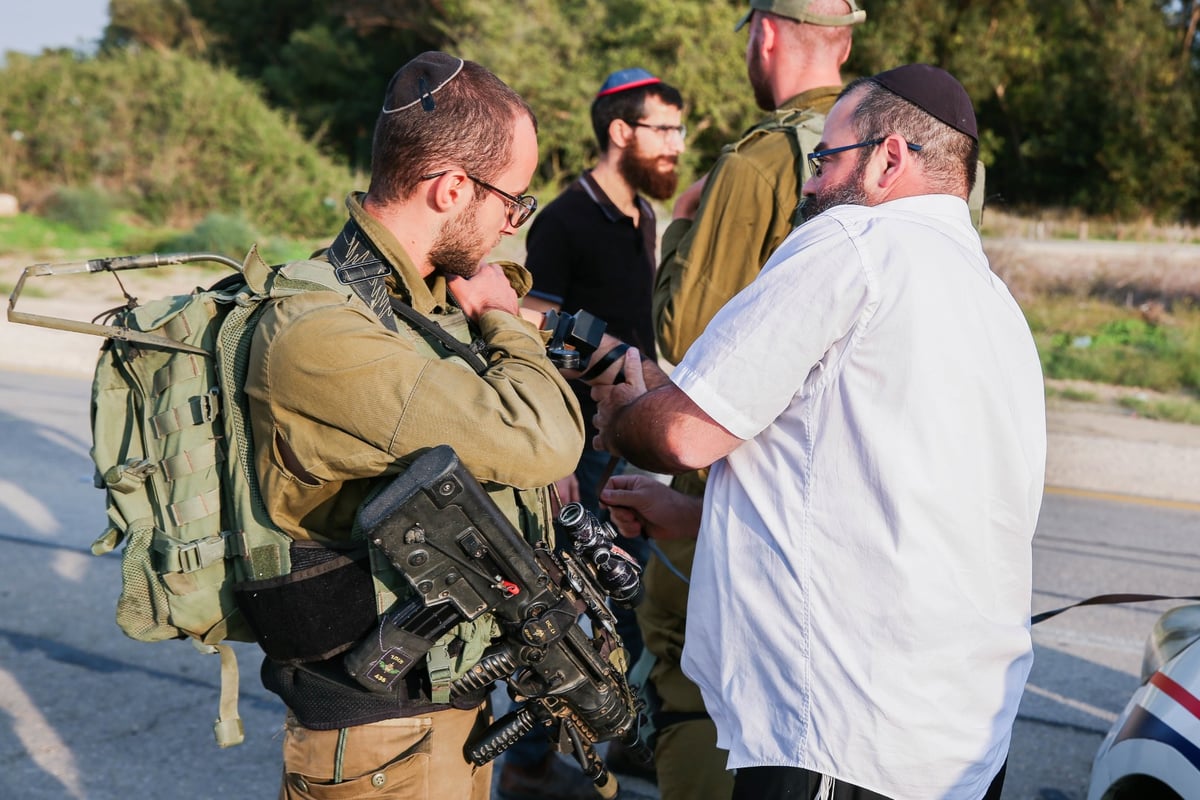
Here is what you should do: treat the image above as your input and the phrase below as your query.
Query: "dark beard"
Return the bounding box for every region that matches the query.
[618,147,679,201]
[800,157,871,222]
[429,197,488,278]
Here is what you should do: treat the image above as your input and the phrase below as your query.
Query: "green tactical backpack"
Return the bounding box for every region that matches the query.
[9,247,348,747]
[87,247,316,746]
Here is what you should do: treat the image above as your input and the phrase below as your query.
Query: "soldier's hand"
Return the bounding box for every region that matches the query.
[553,473,580,505]
[448,261,520,320]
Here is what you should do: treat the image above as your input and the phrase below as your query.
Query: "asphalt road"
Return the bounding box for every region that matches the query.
[1,369,1197,800]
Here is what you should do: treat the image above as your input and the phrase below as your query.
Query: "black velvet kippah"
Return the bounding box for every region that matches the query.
[873,64,977,141]
[381,51,465,114]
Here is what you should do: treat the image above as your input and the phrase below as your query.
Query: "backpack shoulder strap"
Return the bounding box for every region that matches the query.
[326,218,491,374]
[729,106,825,155]
[729,107,828,227]
[387,298,488,376]
[311,218,489,374]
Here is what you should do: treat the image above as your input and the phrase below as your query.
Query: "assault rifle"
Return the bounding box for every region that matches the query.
[345,444,649,798]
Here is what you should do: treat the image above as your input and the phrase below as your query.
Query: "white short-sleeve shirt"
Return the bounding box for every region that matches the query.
[672,195,1046,799]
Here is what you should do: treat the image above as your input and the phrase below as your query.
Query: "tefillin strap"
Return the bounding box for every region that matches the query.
[326,219,399,333]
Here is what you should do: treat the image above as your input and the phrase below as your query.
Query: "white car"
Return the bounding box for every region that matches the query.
[1088,604,1200,800]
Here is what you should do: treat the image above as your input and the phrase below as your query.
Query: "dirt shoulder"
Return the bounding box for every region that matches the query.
[1044,397,1200,503]
[3,258,224,378]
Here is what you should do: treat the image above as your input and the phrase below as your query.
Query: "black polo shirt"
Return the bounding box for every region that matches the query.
[525,170,658,440]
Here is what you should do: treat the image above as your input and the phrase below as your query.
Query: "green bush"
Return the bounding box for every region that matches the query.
[160,213,259,261]
[42,185,117,232]
[0,50,357,237]
[1034,308,1200,394]
[1117,395,1200,425]
[454,0,755,189]
[153,212,318,264]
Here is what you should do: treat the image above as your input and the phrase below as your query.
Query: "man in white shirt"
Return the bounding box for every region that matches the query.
[592,64,1046,800]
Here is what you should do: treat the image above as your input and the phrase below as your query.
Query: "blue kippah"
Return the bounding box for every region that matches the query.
[596,68,661,98]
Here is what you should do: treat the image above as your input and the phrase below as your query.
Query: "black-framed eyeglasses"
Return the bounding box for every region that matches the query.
[631,121,687,140]
[807,138,923,178]
[421,170,538,228]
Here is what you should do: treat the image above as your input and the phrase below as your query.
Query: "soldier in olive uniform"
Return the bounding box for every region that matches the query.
[241,53,600,800]
[641,3,865,799]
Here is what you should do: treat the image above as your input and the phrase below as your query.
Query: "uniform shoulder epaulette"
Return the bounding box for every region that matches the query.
[728,107,826,154]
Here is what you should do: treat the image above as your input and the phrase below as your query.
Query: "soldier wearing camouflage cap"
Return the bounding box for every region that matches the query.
[636,3,863,799]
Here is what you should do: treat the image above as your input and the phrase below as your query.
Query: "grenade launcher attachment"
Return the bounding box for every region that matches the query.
[344,444,649,796]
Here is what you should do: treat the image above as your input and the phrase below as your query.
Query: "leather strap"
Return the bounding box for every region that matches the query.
[581,342,629,383]
[1032,593,1200,625]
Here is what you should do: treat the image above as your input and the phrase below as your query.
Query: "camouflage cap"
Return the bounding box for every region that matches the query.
[734,0,868,30]
[735,0,866,31]
[381,51,465,114]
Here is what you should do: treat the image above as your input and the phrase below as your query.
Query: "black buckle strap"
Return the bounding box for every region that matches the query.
[388,298,488,376]
[1032,593,1200,625]
[580,342,630,383]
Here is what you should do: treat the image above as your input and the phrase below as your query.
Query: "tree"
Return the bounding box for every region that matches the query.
[447,0,754,188]
[104,0,209,54]
[102,0,444,165]
[852,0,1199,220]
[93,0,1200,219]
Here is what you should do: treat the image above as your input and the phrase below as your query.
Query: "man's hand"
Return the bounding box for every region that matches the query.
[600,474,702,541]
[448,261,520,320]
[591,348,742,474]
[591,347,648,453]
[672,174,709,221]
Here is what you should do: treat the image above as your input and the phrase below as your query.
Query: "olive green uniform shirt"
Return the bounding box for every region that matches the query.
[245,193,585,544]
[654,86,839,365]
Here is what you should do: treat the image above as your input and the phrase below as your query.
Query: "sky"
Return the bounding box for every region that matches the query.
[1,0,109,58]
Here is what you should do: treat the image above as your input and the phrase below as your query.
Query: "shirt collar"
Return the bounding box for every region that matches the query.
[883,193,972,221]
[777,85,842,117]
[578,170,650,224]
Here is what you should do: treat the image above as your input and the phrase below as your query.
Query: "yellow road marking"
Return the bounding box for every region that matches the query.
[1045,485,1200,513]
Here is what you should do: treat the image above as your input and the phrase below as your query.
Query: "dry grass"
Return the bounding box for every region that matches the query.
[986,237,1200,309]
[982,208,1200,246]
[983,228,1200,423]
